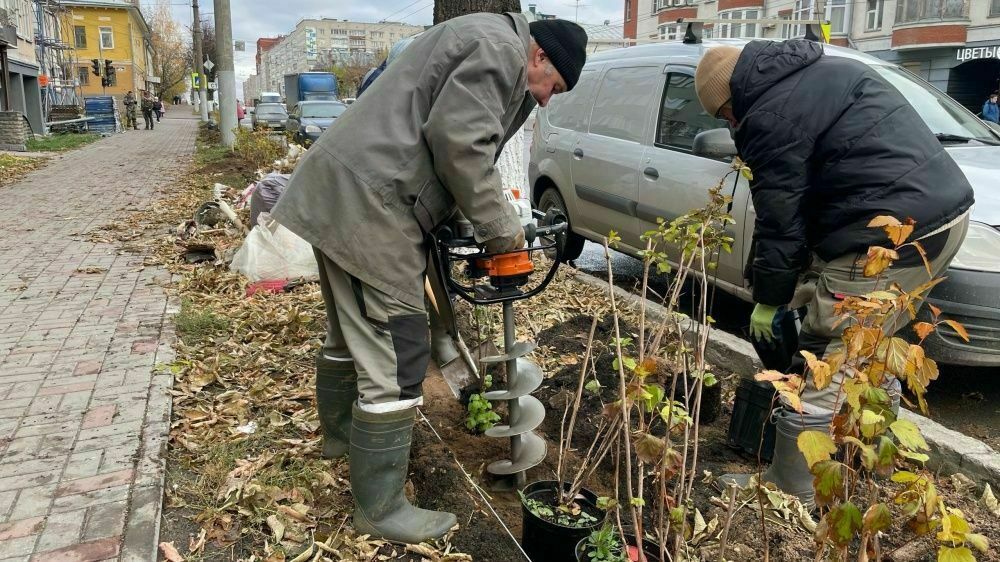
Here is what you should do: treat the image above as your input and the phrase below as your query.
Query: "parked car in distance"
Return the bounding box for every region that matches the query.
[342,97,357,105]
[286,100,347,144]
[259,92,282,104]
[530,38,1000,367]
[252,103,288,131]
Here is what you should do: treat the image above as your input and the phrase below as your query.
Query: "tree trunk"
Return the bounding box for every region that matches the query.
[433,0,528,196]
[433,0,522,25]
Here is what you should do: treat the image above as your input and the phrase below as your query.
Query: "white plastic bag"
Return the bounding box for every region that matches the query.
[230,213,318,282]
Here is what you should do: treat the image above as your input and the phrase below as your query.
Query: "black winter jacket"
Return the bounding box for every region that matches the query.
[731,39,974,306]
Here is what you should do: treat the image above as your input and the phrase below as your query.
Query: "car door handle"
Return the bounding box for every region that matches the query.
[643,167,659,179]
[572,148,584,159]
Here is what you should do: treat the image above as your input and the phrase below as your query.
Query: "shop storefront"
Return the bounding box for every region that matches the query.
[866,40,1000,116]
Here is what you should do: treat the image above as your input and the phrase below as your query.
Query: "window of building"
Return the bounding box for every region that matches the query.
[791,0,813,37]
[77,66,89,86]
[99,26,113,49]
[780,16,792,38]
[658,24,680,41]
[827,0,847,33]
[718,9,760,39]
[896,0,967,24]
[625,0,632,22]
[656,72,729,152]
[74,25,86,48]
[866,0,884,29]
[990,0,1000,17]
[589,66,661,143]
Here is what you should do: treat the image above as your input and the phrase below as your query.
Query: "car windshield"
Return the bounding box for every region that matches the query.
[257,105,286,117]
[301,103,346,118]
[873,65,998,143]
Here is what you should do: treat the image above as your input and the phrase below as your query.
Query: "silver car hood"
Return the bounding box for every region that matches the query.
[947,145,1000,226]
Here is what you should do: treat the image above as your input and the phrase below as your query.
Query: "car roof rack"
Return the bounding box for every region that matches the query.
[676,18,828,45]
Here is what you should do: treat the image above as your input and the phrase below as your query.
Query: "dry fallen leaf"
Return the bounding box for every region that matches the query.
[159,541,184,562]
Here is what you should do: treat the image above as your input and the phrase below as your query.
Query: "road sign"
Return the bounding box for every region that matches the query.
[203,58,215,72]
[208,81,218,91]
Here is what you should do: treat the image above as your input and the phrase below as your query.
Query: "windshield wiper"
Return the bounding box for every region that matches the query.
[935,133,1000,146]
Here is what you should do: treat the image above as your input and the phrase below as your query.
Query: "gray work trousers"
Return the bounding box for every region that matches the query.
[792,217,969,416]
[314,249,430,413]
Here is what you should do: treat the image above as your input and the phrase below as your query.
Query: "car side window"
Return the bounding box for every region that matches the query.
[589,66,661,143]
[547,69,598,132]
[656,72,729,151]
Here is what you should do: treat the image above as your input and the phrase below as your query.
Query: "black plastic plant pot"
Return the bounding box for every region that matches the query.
[521,480,605,562]
[574,533,663,562]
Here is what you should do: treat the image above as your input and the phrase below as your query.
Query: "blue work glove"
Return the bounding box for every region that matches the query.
[749,303,781,343]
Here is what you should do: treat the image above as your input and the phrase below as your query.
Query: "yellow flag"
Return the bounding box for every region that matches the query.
[820,23,831,43]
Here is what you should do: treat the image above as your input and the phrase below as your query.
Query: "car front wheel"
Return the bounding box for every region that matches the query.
[537,187,585,262]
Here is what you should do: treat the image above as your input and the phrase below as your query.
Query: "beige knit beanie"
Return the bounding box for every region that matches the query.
[695,46,742,117]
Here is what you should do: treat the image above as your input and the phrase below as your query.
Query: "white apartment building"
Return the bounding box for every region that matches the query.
[624,0,1000,113]
[242,73,260,104]
[257,18,424,94]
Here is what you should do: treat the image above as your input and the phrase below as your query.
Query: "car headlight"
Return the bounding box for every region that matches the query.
[949,221,1000,273]
[304,125,322,133]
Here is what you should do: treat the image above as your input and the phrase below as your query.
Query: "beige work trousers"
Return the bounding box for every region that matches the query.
[314,249,430,413]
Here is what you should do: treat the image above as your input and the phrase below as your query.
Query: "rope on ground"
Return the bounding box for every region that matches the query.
[416,408,532,562]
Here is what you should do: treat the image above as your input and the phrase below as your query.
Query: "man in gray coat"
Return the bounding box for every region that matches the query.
[272,13,587,543]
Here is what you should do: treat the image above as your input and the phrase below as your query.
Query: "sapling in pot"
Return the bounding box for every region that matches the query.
[520,317,616,562]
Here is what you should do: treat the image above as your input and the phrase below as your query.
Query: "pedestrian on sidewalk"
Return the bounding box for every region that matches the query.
[141,91,155,130]
[695,39,973,508]
[982,92,999,124]
[272,13,586,545]
[123,90,138,131]
[153,97,164,122]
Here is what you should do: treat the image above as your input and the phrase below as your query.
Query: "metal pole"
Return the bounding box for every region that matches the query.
[503,301,525,489]
[213,0,236,146]
[99,40,105,95]
[192,0,208,121]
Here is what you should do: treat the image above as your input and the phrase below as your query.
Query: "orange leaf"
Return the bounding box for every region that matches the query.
[884,223,915,246]
[864,246,899,277]
[909,240,933,278]
[913,322,934,340]
[943,319,970,343]
[755,370,787,382]
[867,216,901,228]
[928,303,942,318]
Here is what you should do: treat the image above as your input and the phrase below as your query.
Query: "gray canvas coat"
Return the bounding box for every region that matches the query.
[272,12,536,308]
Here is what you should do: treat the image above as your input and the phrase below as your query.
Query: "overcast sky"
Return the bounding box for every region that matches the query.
[148,0,621,98]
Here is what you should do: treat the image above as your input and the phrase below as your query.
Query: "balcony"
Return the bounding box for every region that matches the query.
[894,0,969,26]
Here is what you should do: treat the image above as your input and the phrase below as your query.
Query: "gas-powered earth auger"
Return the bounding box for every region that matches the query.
[427,210,568,489]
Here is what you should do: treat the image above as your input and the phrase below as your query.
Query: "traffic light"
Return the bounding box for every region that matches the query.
[104,59,115,80]
[90,58,101,76]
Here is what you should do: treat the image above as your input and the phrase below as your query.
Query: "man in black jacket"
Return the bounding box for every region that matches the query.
[696,39,973,506]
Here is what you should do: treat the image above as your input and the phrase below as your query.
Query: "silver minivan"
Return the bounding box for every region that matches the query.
[529,39,1000,367]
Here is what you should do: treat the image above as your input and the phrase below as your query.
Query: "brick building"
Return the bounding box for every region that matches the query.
[623,0,1000,113]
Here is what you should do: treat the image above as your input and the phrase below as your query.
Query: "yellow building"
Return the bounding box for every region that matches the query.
[61,0,154,97]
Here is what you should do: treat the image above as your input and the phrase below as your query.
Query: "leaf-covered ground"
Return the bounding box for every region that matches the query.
[0,153,46,188]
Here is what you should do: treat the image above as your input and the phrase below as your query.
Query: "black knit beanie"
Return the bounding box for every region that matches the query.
[529,19,588,90]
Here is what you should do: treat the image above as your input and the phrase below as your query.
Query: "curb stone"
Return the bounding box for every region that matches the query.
[569,270,1000,489]
[119,295,179,562]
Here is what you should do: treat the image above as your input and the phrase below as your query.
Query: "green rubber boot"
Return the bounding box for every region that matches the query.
[350,405,457,543]
[316,354,358,459]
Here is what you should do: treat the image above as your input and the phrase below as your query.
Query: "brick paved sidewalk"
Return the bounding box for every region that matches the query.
[0,116,196,561]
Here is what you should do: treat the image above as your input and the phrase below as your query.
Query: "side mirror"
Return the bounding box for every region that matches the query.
[693,128,737,158]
